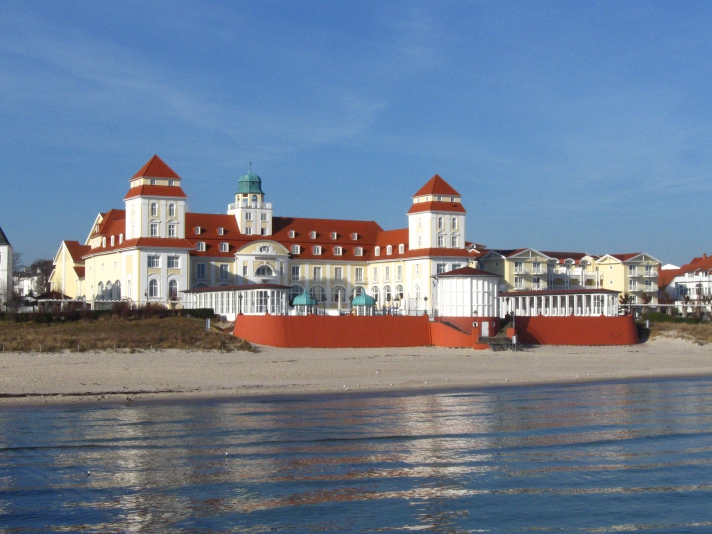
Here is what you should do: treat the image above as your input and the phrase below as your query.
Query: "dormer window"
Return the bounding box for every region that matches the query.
[291,245,300,254]
[331,232,337,240]
[310,231,317,239]
[437,196,442,201]
[119,234,123,244]
[219,243,229,252]
[313,245,322,255]
[102,237,106,248]
[351,233,358,240]
[399,244,405,254]
[375,246,380,256]
[217,227,224,236]
[168,180,175,186]
[354,247,363,256]
[110,236,115,246]
[289,230,296,238]
[194,226,201,235]
[334,246,343,256]
[387,245,392,255]
[196,242,205,251]
[150,179,157,186]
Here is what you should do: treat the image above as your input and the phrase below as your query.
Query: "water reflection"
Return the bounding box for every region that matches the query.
[1,378,712,532]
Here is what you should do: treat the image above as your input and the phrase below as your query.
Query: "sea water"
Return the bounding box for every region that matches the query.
[1,378,712,533]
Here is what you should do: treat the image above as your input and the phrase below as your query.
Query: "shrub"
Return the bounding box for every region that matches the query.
[642,312,701,325]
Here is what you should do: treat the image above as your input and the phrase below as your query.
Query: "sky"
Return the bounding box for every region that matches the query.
[1,1,711,266]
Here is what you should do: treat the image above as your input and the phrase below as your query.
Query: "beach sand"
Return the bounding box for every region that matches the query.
[1,338,711,406]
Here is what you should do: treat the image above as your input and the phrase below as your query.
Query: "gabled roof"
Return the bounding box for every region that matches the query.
[91,209,126,238]
[124,185,187,200]
[407,201,466,214]
[64,241,91,262]
[0,226,10,246]
[413,174,460,197]
[434,266,499,278]
[374,228,409,247]
[132,155,181,180]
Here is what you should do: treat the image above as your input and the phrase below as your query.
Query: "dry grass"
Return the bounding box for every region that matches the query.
[0,316,253,353]
[649,322,712,345]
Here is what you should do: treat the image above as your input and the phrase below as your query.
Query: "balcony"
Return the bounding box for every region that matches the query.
[291,275,304,282]
[514,267,528,275]
[644,270,658,278]
[334,277,346,283]
[532,268,546,275]
[228,201,273,210]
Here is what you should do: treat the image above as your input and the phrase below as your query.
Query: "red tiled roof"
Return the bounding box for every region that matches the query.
[91,209,125,237]
[658,253,712,289]
[186,213,244,258]
[413,174,460,197]
[434,266,499,278]
[658,268,682,290]
[73,267,85,278]
[502,288,620,297]
[375,228,409,247]
[83,237,195,258]
[64,241,91,262]
[407,201,466,214]
[132,155,181,180]
[124,185,187,200]
[609,253,642,262]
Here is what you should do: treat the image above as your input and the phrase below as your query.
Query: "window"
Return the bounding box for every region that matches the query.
[119,234,123,244]
[219,264,230,280]
[167,256,179,268]
[384,266,390,281]
[260,228,267,236]
[289,230,296,238]
[335,267,343,281]
[332,286,346,303]
[168,280,178,298]
[147,255,160,268]
[451,217,458,230]
[415,284,420,300]
[452,263,462,270]
[168,224,176,237]
[291,245,300,254]
[313,245,322,255]
[415,264,420,276]
[371,286,379,302]
[150,223,159,237]
[628,265,638,276]
[313,267,322,281]
[150,179,157,186]
[417,235,422,247]
[629,279,637,291]
[217,227,224,235]
[396,265,403,281]
[219,243,229,252]
[351,233,358,240]
[110,236,115,246]
[532,277,541,289]
[150,203,158,217]
[437,196,442,201]
[514,261,525,274]
[309,285,326,303]
[261,213,268,221]
[437,235,444,247]
[102,237,106,247]
[372,267,378,281]
[291,266,300,280]
[334,246,343,256]
[514,276,524,289]
[354,247,363,256]
[169,204,175,217]
[437,217,444,230]
[196,263,207,279]
[383,285,392,302]
[451,235,458,248]
[375,246,381,256]
[399,244,405,254]
[395,285,404,299]
[168,180,175,187]
[532,261,542,274]
[310,231,317,239]
[288,285,303,305]
[417,217,422,230]
[245,212,253,221]
[255,265,273,276]
[437,263,446,274]
[196,242,205,251]
[242,265,248,276]
[355,267,364,283]
[148,279,159,297]
[386,245,392,255]
[245,228,252,235]
[330,232,337,240]
[194,226,201,234]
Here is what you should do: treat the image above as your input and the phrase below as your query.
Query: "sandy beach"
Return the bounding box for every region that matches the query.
[0,337,711,406]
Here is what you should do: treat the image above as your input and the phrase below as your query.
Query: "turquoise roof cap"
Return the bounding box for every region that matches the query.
[352,293,376,307]
[237,170,264,195]
[292,289,316,306]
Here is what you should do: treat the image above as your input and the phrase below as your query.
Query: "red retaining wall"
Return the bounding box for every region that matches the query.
[430,322,473,348]
[233,314,432,348]
[514,315,638,346]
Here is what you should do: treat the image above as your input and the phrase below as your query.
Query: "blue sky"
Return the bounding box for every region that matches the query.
[1,1,711,266]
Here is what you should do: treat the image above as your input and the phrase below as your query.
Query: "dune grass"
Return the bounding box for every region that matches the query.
[649,321,712,345]
[0,316,252,353]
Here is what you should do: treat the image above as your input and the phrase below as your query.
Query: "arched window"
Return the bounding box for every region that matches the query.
[127,279,132,298]
[309,285,326,303]
[332,286,346,304]
[113,281,121,300]
[255,265,274,276]
[148,279,159,298]
[371,286,379,303]
[415,284,421,300]
[169,204,175,218]
[97,282,104,300]
[150,203,158,217]
[375,246,380,256]
[168,280,178,298]
[105,281,112,300]
[437,217,444,230]
[395,285,404,300]
[289,285,303,305]
[383,285,392,302]
[386,245,392,255]
[451,217,458,230]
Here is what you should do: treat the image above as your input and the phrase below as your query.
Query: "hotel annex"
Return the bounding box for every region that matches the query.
[50,155,660,318]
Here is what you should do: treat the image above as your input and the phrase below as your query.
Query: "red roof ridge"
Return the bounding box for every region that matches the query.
[132,155,181,180]
[413,175,461,197]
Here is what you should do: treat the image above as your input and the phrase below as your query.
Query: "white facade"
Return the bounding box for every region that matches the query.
[433,272,499,318]
[0,227,12,308]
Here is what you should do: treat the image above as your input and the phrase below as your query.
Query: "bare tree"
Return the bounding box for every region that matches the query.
[11,251,23,276]
[30,259,53,295]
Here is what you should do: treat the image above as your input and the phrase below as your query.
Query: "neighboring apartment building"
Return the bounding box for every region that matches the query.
[658,253,712,308]
[475,249,660,304]
[0,226,12,308]
[51,156,472,311]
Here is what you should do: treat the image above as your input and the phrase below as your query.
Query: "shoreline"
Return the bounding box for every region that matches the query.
[1,337,711,408]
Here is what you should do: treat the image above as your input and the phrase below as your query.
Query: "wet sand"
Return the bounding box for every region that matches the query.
[0,338,711,406]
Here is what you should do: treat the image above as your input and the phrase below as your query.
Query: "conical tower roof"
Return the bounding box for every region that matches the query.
[132,155,181,180]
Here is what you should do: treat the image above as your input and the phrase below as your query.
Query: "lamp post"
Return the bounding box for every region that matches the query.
[238,293,243,314]
[423,296,428,316]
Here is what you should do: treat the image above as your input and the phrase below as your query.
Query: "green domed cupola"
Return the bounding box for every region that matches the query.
[237,170,264,195]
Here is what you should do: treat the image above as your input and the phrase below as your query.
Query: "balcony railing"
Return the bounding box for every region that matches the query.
[514,268,528,275]
[644,270,658,278]
[291,275,304,281]
[334,277,346,283]
[228,201,273,210]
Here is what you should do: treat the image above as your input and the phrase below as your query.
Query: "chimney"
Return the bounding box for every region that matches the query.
[704,254,708,259]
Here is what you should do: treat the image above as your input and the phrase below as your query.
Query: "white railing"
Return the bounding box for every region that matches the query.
[514,267,528,275]
[645,270,658,278]
[228,201,272,210]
